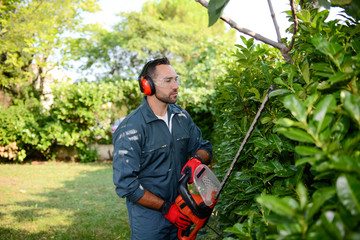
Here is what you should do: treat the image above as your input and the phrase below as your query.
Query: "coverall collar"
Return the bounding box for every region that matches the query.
[140,96,181,124]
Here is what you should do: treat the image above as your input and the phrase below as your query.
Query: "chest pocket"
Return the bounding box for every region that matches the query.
[141,142,168,162]
[140,143,171,177]
[176,136,189,150]
[172,113,191,152]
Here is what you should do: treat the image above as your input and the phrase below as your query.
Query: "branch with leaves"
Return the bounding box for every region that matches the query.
[195,0,298,63]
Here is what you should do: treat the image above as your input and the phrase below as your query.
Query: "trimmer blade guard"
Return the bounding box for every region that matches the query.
[193,164,220,206]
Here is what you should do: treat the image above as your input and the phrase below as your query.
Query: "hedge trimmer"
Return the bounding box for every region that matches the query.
[176,85,275,240]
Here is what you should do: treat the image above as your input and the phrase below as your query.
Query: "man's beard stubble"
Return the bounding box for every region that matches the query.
[155,90,178,104]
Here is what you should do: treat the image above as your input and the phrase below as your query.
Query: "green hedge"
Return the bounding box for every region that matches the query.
[211,8,360,239]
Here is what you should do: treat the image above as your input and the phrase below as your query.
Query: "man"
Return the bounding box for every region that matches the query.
[112,57,212,239]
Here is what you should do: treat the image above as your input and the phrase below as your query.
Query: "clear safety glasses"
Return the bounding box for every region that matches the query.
[153,75,181,88]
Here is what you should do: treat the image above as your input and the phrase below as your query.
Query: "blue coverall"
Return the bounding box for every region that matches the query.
[113,96,212,240]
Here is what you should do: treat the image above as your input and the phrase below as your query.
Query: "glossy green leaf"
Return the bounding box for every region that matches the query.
[257,195,297,217]
[268,134,283,153]
[283,95,306,123]
[338,202,359,229]
[260,116,272,124]
[253,162,275,174]
[311,62,334,73]
[276,127,314,143]
[273,77,287,86]
[253,137,269,148]
[297,9,311,22]
[274,168,296,178]
[263,174,276,184]
[297,182,307,210]
[234,172,254,181]
[302,61,310,84]
[351,38,360,52]
[342,133,360,153]
[295,146,324,156]
[336,174,360,216]
[269,89,291,97]
[244,183,264,194]
[307,187,336,221]
[320,211,345,239]
[313,95,336,134]
[311,34,342,57]
[271,160,284,171]
[317,80,332,90]
[328,72,351,85]
[224,223,249,237]
[305,93,319,108]
[249,87,260,101]
[307,221,332,239]
[239,117,248,132]
[295,155,324,166]
[207,0,230,27]
[340,90,360,127]
[330,155,360,173]
[314,116,332,141]
[276,118,297,127]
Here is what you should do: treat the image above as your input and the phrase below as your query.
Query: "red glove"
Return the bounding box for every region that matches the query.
[181,156,202,183]
[161,201,192,230]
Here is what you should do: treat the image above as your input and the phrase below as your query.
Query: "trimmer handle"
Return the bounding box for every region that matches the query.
[176,194,211,240]
[176,168,214,240]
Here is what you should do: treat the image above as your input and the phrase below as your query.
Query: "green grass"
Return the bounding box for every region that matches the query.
[0,162,130,240]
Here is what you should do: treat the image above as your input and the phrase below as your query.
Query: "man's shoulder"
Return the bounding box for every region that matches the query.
[122,107,144,126]
[113,108,144,143]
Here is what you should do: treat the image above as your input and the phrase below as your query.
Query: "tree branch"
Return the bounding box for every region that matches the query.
[195,0,286,50]
[267,0,282,43]
[287,0,298,51]
[195,0,296,64]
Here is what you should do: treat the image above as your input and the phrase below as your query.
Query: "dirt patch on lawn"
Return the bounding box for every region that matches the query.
[0,177,19,187]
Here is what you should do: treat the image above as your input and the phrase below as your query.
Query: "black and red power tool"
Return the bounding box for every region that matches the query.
[175,164,220,240]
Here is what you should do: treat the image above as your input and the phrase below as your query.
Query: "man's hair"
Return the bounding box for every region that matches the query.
[139,57,170,80]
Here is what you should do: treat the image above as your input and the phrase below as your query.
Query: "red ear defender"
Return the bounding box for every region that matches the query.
[141,77,153,95]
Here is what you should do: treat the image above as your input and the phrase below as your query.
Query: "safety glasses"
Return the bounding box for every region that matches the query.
[153,75,181,88]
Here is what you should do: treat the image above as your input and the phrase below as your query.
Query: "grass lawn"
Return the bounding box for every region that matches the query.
[0,161,130,240]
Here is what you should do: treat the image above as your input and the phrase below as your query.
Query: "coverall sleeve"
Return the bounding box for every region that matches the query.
[112,122,145,203]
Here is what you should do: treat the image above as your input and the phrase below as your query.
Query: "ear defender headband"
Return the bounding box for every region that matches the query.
[138,60,156,96]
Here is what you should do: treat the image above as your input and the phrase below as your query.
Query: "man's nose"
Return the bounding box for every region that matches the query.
[172,81,179,89]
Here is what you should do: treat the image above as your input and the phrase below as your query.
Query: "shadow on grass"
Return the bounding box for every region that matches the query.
[0,163,130,240]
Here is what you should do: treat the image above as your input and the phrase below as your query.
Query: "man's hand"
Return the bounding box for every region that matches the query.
[161,201,192,230]
[181,156,202,183]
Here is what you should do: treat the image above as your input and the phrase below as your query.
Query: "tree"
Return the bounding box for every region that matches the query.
[64,0,236,89]
[0,0,98,161]
[0,0,98,97]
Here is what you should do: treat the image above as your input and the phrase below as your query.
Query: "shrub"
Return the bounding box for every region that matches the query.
[212,8,360,239]
[0,98,43,162]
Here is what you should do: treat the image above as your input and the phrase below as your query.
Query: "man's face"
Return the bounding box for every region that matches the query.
[153,64,179,104]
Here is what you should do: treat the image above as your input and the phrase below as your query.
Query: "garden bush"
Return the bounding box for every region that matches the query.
[0,79,141,162]
[211,7,360,239]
